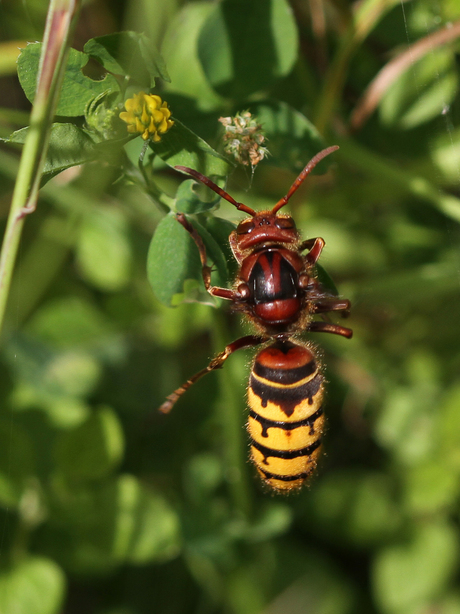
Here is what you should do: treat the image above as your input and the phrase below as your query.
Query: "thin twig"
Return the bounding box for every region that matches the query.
[350,19,460,130]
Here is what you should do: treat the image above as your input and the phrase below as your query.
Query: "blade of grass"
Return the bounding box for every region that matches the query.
[0,0,81,336]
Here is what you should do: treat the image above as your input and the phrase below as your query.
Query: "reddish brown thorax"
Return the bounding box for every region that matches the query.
[228,214,305,330]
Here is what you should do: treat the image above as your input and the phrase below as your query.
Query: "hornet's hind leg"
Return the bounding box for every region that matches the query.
[159,335,266,414]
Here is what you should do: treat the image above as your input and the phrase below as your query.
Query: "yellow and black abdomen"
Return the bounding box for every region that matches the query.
[247,339,325,492]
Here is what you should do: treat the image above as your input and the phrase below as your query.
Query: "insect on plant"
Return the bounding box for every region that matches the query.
[160,146,352,492]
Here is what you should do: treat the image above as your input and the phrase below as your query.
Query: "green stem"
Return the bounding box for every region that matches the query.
[212,310,252,518]
[138,139,150,170]
[122,146,172,214]
[314,0,401,134]
[0,0,81,336]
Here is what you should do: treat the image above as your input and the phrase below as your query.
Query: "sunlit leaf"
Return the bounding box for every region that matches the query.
[84,32,170,88]
[112,474,181,564]
[404,461,460,515]
[197,0,298,98]
[147,214,202,306]
[4,123,99,182]
[437,384,460,469]
[247,100,327,173]
[373,522,458,613]
[47,475,180,573]
[5,334,102,417]
[54,406,124,481]
[25,296,112,348]
[76,207,132,291]
[17,44,119,117]
[379,49,458,129]
[162,3,223,108]
[0,557,65,614]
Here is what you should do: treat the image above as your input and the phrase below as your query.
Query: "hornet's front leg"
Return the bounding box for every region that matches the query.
[299,241,351,316]
[299,237,325,266]
[176,213,237,301]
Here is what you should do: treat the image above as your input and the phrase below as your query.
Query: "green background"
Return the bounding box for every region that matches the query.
[0,0,460,613]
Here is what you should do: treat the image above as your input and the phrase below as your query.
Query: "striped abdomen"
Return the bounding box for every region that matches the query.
[247,339,325,492]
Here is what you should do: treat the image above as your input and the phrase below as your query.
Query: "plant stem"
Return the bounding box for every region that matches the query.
[137,144,173,213]
[0,0,81,336]
[314,0,401,134]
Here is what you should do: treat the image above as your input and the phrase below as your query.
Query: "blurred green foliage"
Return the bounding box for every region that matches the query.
[0,0,460,613]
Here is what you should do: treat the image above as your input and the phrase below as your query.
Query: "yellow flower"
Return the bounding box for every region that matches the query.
[119,92,174,142]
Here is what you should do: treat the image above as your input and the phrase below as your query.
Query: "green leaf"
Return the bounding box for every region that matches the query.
[84,32,170,89]
[315,263,339,296]
[76,207,132,291]
[5,334,102,422]
[198,0,298,99]
[84,90,126,140]
[25,296,112,349]
[404,462,460,515]
[112,474,181,564]
[247,503,292,542]
[184,453,224,498]
[0,557,65,614]
[151,119,233,177]
[48,475,180,572]
[307,471,402,548]
[432,127,460,182]
[438,384,460,467]
[193,218,229,287]
[202,216,237,278]
[147,213,232,306]
[162,2,223,109]
[17,44,119,117]
[380,49,458,129]
[373,522,458,613]
[247,100,328,173]
[175,179,221,214]
[4,123,99,182]
[54,406,124,481]
[375,383,437,465]
[147,214,204,306]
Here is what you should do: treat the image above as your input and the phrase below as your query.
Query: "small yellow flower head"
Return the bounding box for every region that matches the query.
[119,92,174,142]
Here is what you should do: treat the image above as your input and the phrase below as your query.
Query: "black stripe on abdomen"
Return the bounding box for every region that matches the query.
[249,372,323,417]
[256,468,314,482]
[251,437,322,460]
[249,407,323,437]
[252,358,317,385]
